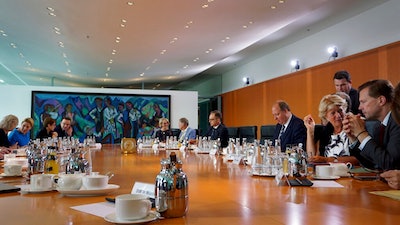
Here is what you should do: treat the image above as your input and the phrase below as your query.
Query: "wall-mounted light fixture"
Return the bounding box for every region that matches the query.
[327,46,338,60]
[290,60,300,71]
[242,76,250,86]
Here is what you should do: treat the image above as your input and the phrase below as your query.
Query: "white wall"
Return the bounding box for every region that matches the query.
[0,85,198,129]
[219,0,400,93]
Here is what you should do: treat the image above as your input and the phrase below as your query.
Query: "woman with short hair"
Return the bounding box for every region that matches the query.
[8,117,34,147]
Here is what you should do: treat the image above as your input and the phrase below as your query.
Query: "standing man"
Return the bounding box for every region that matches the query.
[178,117,196,144]
[343,79,400,170]
[54,117,74,138]
[333,70,361,114]
[206,110,229,148]
[272,100,306,151]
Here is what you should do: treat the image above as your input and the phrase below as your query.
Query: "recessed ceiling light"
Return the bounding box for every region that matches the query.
[67,69,71,73]
[105,73,109,77]
[152,59,158,63]
[62,53,67,58]
[1,33,7,37]
[139,73,144,77]
[208,0,214,2]
[0,30,4,33]
[107,67,111,71]
[127,1,134,6]
[279,0,285,3]
[116,37,121,40]
[160,50,167,55]
[109,59,113,64]
[271,5,277,9]
[54,27,60,31]
[49,12,56,17]
[115,40,120,43]
[46,7,55,12]
[0,79,4,83]
[249,21,253,25]
[19,53,24,58]
[176,71,180,74]
[10,43,17,48]
[145,66,151,70]
[120,24,126,28]
[26,61,31,66]
[122,19,127,23]
[242,25,248,29]
[183,65,189,69]
[65,61,69,66]
[202,4,208,8]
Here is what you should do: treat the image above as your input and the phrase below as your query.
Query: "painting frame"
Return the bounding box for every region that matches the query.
[31,91,171,143]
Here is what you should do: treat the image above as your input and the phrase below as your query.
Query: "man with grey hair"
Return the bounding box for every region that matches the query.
[272,100,306,151]
[178,117,196,143]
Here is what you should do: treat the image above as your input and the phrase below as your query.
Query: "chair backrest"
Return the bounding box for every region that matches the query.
[170,128,181,138]
[238,126,257,143]
[260,125,275,145]
[226,127,239,139]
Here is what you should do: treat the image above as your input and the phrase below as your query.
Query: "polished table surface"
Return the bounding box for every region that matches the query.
[0,144,399,225]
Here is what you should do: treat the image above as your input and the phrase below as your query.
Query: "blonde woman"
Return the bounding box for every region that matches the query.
[8,117,34,147]
[0,115,19,159]
[303,95,358,164]
[154,118,173,142]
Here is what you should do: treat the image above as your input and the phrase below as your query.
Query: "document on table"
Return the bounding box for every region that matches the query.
[311,181,344,188]
[71,202,115,218]
[370,190,400,201]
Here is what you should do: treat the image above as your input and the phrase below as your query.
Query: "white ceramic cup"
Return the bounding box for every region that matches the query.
[115,194,152,220]
[82,173,110,189]
[315,165,334,177]
[30,174,54,190]
[56,173,84,190]
[4,164,22,176]
[329,162,352,177]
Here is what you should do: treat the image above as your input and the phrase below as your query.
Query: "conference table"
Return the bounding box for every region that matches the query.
[0,144,399,225]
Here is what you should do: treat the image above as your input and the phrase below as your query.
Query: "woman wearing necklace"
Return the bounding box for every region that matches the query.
[303,94,359,164]
[155,118,173,142]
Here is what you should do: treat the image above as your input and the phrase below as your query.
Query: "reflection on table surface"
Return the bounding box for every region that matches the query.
[0,144,399,225]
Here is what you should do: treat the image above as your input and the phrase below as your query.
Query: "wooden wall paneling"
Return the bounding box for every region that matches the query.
[220,40,400,136]
[386,43,400,85]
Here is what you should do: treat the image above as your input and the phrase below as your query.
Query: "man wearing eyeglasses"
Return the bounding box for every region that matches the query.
[206,110,229,148]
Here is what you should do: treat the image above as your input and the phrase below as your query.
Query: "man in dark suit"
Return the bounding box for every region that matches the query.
[206,110,229,148]
[343,79,400,170]
[271,101,306,151]
[333,70,362,115]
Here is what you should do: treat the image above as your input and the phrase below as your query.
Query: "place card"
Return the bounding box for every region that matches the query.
[131,182,155,198]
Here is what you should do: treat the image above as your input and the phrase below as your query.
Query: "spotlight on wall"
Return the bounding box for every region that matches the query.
[290,60,300,71]
[242,76,250,86]
[327,46,338,60]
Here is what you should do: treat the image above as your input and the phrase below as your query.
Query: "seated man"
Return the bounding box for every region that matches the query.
[178,117,196,144]
[54,117,74,138]
[206,110,228,148]
[272,100,306,151]
[343,79,400,170]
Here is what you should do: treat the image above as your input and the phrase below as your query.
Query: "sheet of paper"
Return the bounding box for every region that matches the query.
[311,180,344,188]
[370,190,400,201]
[70,202,115,218]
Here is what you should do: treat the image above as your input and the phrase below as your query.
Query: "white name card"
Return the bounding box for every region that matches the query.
[232,155,244,165]
[131,182,155,198]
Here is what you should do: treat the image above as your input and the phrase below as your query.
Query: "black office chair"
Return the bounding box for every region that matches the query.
[226,127,239,139]
[238,126,257,143]
[260,125,276,145]
[170,128,181,138]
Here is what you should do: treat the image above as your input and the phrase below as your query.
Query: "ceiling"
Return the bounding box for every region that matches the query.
[0,0,385,89]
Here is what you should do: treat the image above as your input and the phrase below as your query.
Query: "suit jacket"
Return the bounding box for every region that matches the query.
[351,114,400,170]
[273,114,307,151]
[179,127,196,141]
[206,124,229,148]
[348,88,362,115]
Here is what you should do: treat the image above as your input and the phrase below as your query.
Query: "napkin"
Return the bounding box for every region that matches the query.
[71,202,115,218]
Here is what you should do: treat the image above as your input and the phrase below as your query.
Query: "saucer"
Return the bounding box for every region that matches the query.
[104,211,159,224]
[57,184,120,196]
[312,175,340,180]
[0,173,23,177]
[17,184,54,194]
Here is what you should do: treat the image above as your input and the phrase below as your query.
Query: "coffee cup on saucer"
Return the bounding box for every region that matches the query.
[329,162,352,177]
[315,165,334,178]
[115,194,152,220]
[30,174,54,190]
[55,173,84,190]
[82,172,113,189]
[3,164,22,176]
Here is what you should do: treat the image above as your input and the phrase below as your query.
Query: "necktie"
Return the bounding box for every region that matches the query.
[278,125,285,140]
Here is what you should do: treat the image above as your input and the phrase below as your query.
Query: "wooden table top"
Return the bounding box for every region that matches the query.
[0,144,399,225]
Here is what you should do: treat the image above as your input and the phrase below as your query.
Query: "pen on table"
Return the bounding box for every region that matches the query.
[295,178,303,185]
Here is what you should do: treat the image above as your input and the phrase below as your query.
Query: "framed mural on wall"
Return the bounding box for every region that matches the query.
[31,91,170,143]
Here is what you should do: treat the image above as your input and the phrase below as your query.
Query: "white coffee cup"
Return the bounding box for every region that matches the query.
[82,173,111,189]
[30,174,54,190]
[115,194,152,220]
[329,162,352,177]
[56,173,84,190]
[4,164,22,176]
[315,165,334,177]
